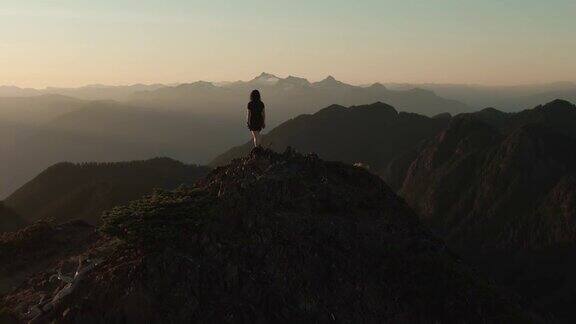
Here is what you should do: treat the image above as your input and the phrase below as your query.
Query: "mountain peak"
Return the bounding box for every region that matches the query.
[249,72,281,85]
[313,75,347,87]
[257,72,278,78]
[278,75,311,87]
[540,99,575,111]
[368,82,387,90]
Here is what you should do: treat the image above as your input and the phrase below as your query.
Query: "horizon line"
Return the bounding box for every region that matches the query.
[1,73,576,91]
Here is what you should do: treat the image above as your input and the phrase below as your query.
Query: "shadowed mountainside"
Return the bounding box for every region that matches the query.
[4,158,210,226]
[211,102,450,177]
[0,203,26,234]
[0,149,541,323]
[392,99,576,321]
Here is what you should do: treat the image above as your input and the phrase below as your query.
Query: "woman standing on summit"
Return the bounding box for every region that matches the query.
[247,90,266,147]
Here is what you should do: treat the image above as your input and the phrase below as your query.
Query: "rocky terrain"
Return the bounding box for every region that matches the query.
[0,149,540,323]
[0,221,98,297]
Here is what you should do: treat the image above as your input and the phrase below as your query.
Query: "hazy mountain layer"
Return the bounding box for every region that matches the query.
[386,81,576,111]
[130,73,472,121]
[0,84,166,101]
[0,101,236,198]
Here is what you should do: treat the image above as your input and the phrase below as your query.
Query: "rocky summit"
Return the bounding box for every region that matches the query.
[1,148,539,323]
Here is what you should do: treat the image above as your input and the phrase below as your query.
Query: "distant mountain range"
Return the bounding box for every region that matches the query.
[3,157,209,226]
[3,76,574,113]
[130,72,472,121]
[0,84,165,101]
[0,100,238,198]
[386,81,576,111]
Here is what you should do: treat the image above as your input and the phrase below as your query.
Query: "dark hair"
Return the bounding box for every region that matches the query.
[250,89,261,102]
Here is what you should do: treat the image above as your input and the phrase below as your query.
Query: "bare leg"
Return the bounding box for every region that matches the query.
[251,131,260,147]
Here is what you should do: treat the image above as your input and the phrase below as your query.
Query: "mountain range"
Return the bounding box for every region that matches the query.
[386,81,576,111]
[0,74,474,199]
[0,149,541,323]
[129,73,472,121]
[210,98,576,321]
[0,100,238,198]
[211,102,450,177]
[390,99,576,321]
[2,76,576,321]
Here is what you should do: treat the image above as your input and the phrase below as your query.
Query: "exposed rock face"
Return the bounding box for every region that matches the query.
[393,99,576,322]
[397,100,576,250]
[1,148,539,323]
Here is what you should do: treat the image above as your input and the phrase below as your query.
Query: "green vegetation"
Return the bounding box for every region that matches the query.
[101,188,218,250]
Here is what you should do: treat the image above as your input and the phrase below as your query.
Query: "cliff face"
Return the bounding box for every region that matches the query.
[1,148,538,323]
[398,100,576,250]
[392,100,576,322]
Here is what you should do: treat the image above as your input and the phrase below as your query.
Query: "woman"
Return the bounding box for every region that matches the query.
[246,89,266,147]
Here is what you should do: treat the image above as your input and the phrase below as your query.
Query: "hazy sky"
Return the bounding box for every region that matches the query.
[0,0,574,87]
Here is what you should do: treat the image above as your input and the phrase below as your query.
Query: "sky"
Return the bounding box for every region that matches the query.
[0,0,574,88]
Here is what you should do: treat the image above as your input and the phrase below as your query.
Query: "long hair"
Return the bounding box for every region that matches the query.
[250,89,261,102]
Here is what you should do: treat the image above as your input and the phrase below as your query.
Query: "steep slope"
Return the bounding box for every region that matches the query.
[1,149,540,323]
[211,102,449,177]
[399,119,576,249]
[393,99,576,321]
[0,203,26,233]
[4,158,209,225]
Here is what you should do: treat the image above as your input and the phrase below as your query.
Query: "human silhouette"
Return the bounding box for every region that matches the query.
[247,89,266,147]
